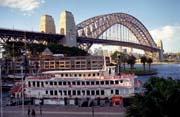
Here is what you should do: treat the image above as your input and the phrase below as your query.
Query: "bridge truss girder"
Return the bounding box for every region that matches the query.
[77,13,157,50]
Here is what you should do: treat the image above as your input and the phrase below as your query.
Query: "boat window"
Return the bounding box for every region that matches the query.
[54,82,57,86]
[83,74,86,77]
[82,90,85,95]
[110,81,114,85]
[28,81,31,87]
[91,81,94,85]
[115,80,119,84]
[37,81,40,87]
[72,81,76,85]
[50,90,53,95]
[91,90,95,95]
[64,90,67,95]
[120,80,123,83]
[100,81,104,85]
[115,89,119,95]
[50,81,53,86]
[86,81,90,85]
[97,73,100,76]
[54,90,58,95]
[77,90,81,95]
[59,81,62,85]
[88,74,91,77]
[101,90,104,95]
[68,90,71,96]
[77,81,80,85]
[105,81,109,85]
[32,81,35,87]
[111,90,114,94]
[96,90,99,95]
[79,74,82,77]
[65,74,68,77]
[74,74,77,77]
[87,90,90,95]
[46,90,48,94]
[45,81,48,85]
[73,90,76,95]
[82,81,85,85]
[41,82,44,87]
[96,81,99,85]
[63,81,66,85]
[93,73,95,77]
[59,90,62,95]
[68,81,71,85]
[61,74,64,77]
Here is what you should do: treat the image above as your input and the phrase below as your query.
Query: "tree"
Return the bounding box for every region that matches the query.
[119,53,128,70]
[111,51,120,62]
[127,55,136,69]
[127,77,180,117]
[140,56,147,71]
[147,58,153,70]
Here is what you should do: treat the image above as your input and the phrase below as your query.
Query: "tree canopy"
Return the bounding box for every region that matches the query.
[127,77,180,117]
[3,42,88,57]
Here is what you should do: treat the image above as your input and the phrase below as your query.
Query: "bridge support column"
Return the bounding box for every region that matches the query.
[157,40,164,62]
[59,11,77,47]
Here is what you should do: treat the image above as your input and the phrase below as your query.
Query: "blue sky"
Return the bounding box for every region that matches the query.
[0,0,180,53]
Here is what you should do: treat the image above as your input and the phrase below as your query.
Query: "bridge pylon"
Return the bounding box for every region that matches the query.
[59,11,77,47]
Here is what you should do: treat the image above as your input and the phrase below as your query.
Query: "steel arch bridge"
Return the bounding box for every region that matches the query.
[76,13,159,52]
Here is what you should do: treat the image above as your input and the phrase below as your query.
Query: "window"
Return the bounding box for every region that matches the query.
[33,81,35,87]
[54,82,57,86]
[91,90,95,95]
[77,81,80,85]
[74,74,77,77]
[54,90,57,95]
[101,81,104,85]
[61,74,64,77]
[105,81,109,85]
[68,90,71,96]
[82,81,85,85]
[59,81,62,85]
[46,90,48,94]
[120,80,123,83]
[91,81,94,85]
[37,81,40,87]
[87,90,90,95]
[50,90,53,95]
[50,81,53,86]
[110,81,114,85]
[93,73,95,77]
[111,90,114,94]
[115,80,119,85]
[68,81,71,85]
[115,89,119,95]
[63,81,67,85]
[86,81,90,85]
[73,90,76,95]
[59,90,62,95]
[101,90,104,95]
[64,90,67,95]
[72,81,76,85]
[77,90,81,95]
[45,81,48,84]
[41,82,44,87]
[88,74,91,77]
[28,81,31,87]
[96,90,99,95]
[96,81,99,85]
[65,74,68,77]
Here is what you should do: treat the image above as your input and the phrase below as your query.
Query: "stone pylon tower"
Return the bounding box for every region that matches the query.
[39,15,56,34]
[59,11,77,47]
[157,40,164,62]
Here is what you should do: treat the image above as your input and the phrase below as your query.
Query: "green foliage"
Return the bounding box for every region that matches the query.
[127,55,136,69]
[127,77,180,117]
[140,56,147,71]
[4,42,88,57]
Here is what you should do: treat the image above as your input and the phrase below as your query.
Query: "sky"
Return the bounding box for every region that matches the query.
[0,0,180,53]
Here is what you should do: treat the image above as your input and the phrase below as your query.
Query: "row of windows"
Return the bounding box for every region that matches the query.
[28,80,125,88]
[45,89,127,96]
[59,73,100,77]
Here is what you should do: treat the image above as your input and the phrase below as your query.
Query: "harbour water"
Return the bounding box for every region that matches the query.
[136,63,180,83]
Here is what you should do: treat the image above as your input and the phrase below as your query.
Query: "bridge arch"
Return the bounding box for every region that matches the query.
[77,13,157,49]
